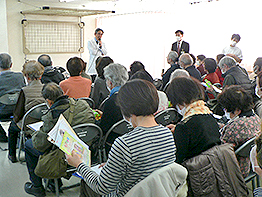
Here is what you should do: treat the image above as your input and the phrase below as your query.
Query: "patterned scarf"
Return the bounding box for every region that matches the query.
[182,100,212,121]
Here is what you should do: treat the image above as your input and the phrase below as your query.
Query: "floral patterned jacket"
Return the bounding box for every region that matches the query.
[220,111,261,178]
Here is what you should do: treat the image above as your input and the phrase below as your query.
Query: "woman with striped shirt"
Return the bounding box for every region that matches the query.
[66,79,176,197]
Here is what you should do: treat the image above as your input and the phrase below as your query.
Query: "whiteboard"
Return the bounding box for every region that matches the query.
[22,20,83,54]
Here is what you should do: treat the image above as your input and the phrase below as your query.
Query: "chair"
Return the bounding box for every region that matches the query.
[78,97,95,109]
[73,123,104,164]
[46,123,104,197]
[102,119,133,161]
[154,108,182,126]
[235,137,260,192]
[98,96,109,111]
[124,162,188,197]
[18,103,49,162]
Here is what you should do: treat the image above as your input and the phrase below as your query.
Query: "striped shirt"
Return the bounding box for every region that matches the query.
[77,124,176,196]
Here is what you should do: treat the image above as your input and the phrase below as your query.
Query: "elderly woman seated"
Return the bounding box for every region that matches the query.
[95,63,129,155]
[166,76,248,196]
[66,79,177,197]
[218,85,261,178]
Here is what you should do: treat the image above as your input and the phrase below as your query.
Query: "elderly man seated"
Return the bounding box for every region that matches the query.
[0,53,25,142]
[7,60,45,162]
[24,82,95,197]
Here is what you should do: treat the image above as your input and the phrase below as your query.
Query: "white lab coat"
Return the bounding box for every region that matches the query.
[87,38,107,75]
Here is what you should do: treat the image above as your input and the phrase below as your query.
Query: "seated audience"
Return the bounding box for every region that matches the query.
[254,71,262,118]
[0,53,26,142]
[215,53,225,85]
[196,54,207,76]
[162,51,179,88]
[24,82,95,196]
[179,53,201,81]
[166,76,221,163]
[79,58,92,80]
[218,85,260,177]
[203,58,221,99]
[131,70,168,113]
[38,54,65,85]
[169,69,190,84]
[60,57,92,99]
[66,79,176,197]
[91,56,113,109]
[128,61,145,78]
[219,56,254,96]
[8,60,45,163]
[96,63,128,154]
[166,77,248,196]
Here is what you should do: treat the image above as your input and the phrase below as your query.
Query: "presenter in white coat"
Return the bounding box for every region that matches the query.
[87,28,107,82]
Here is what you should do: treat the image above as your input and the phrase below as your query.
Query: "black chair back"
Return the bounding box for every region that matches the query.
[154,108,182,126]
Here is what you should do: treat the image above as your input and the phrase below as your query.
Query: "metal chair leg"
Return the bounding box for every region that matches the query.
[54,179,59,197]
[17,130,24,162]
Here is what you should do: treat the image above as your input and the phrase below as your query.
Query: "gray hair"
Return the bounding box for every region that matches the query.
[168,51,178,62]
[219,56,236,69]
[42,82,64,101]
[179,53,193,66]
[22,60,44,80]
[0,53,12,69]
[169,69,190,83]
[104,63,128,87]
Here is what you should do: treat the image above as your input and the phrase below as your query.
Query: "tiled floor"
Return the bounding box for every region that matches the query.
[0,122,80,197]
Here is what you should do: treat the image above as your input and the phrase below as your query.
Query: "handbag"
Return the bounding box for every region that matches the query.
[35,146,67,179]
[34,99,77,179]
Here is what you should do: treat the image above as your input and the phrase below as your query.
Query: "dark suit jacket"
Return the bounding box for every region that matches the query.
[171,41,190,57]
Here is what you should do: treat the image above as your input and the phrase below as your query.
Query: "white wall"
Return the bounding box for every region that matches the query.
[5,0,96,72]
[0,0,9,53]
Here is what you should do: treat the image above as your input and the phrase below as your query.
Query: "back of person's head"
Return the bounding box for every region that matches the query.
[167,76,205,106]
[231,34,241,42]
[130,70,153,83]
[117,79,159,118]
[175,30,184,35]
[179,53,193,67]
[0,53,12,69]
[66,57,82,76]
[216,54,226,64]
[104,63,128,87]
[130,61,145,76]
[254,57,262,74]
[203,58,217,73]
[42,82,64,102]
[197,54,206,61]
[79,57,87,72]
[96,56,114,79]
[168,51,178,62]
[189,53,196,65]
[219,56,236,69]
[38,54,52,67]
[257,71,262,89]
[22,60,44,80]
[169,69,190,82]
[217,85,253,113]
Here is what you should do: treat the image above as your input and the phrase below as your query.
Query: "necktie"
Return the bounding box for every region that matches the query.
[177,41,180,54]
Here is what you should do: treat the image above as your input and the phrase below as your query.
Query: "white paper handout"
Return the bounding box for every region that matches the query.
[47,114,91,167]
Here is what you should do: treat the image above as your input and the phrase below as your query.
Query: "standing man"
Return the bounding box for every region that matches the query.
[171,30,190,58]
[87,28,107,82]
[222,34,243,63]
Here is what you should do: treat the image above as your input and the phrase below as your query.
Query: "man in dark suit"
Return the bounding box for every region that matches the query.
[171,30,190,57]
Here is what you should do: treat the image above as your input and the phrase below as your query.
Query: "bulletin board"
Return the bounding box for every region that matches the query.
[22,20,84,54]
